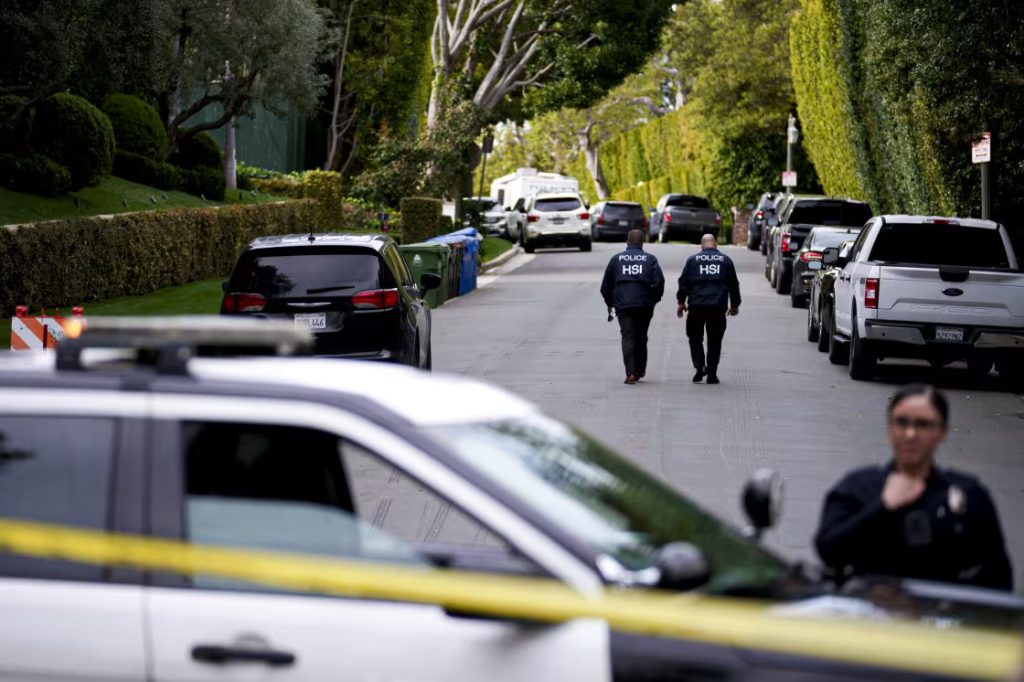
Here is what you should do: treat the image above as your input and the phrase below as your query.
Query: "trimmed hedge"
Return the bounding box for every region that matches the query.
[113,151,181,191]
[250,176,304,198]
[0,154,72,197]
[102,94,169,161]
[0,96,33,155]
[400,196,442,244]
[0,200,320,316]
[179,166,227,201]
[303,170,343,231]
[172,131,222,170]
[31,93,115,190]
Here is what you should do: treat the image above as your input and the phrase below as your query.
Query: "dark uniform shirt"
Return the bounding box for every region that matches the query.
[676,248,741,309]
[815,463,1013,591]
[601,246,665,311]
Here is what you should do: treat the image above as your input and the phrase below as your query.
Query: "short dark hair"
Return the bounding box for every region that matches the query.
[888,384,949,426]
[627,229,645,246]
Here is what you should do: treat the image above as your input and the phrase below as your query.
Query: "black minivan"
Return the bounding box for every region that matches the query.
[221,233,440,368]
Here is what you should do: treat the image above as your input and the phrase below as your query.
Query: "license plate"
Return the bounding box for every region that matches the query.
[935,327,963,342]
[551,218,565,224]
[294,313,326,330]
[618,220,629,226]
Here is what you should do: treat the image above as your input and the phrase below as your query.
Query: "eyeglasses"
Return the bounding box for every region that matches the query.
[890,416,942,431]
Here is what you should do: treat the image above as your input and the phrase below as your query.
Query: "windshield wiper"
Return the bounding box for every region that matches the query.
[306,284,355,294]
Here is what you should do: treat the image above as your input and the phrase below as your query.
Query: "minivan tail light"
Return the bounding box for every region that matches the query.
[781,231,792,254]
[864,278,879,309]
[578,211,589,220]
[223,293,267,313]
[526,213,539,223]
[352,288,399,309]
[597,213,604,225]
[800,251,822,262]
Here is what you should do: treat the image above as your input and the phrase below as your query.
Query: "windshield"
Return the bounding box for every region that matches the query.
[535,197,582,212]
[810,229,860,250]
[430,415,787,593]
[666,195,710,209]
[868,223,1012,268]
[788,201,872,227]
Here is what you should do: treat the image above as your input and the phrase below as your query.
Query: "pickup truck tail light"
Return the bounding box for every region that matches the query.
[352,288,399,309]
[578,212,589,220]
[864,278,879,310]
[664,211,672,223]
[756,210,764,219]
[800,251,822,262]
[222,293,267,312]
[597,213,604,225]
[781,231,792,254]
[526,213,539,223]
[715,213,722,225]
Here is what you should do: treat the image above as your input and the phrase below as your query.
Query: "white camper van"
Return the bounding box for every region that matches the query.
[491,168,581,242]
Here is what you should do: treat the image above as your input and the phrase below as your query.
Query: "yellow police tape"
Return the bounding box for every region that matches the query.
[0,517,1019,679]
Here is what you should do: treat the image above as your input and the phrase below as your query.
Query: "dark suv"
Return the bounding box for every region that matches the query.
[221,233,440,368]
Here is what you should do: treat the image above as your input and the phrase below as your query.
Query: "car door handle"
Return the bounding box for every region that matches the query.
[192,644,296,666]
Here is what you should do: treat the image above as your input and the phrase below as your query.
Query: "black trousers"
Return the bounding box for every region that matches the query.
[685,305,727,371]
[617,306,654,377]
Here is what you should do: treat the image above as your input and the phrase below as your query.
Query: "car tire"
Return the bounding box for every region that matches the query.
[806,304,819,342]
[580,240,592,252]
[776,263,791,295]
[966,356,993,377]
[760,238,768,255]
[827,313,847,365]
[816,304,830,352]
[848,312,876,380]
[996,359,1024,391]
[747,237,758,251]
[791,292,806,308]
[524,239,536,254]
[423,343,432,372]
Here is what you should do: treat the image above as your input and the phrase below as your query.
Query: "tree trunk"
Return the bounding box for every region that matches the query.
[224,116,237,190]
[325,0,359,170]
[578,126,608,200]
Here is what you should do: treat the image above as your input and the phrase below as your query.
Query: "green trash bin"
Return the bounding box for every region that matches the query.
[399,242,450,308]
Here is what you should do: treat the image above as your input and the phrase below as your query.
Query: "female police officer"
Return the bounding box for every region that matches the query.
[815,384,1013,590]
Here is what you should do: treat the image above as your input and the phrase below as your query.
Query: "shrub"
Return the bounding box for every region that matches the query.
[31,93,116,190]
[236,162,286,190]
[101,94,168,160]
[302,170,343,230]
[0,199,320,316]
[179,166,226,201]
[0,154,72,197]
[399,196,442,244]
[250,176,304,198]
[171,131,222,170]
[0,96,34,154]
[113,150,181,190]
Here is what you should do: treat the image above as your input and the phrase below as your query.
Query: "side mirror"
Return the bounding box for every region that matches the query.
[821,247,839,266]
[648,206,656,213]
[742,468,784,541]
[420,273,442,292]
[220,281,230,293]
[808,260,823,271]
[655,542,710,591]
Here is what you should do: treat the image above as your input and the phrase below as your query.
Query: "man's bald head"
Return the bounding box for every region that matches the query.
[627,229,645,247]
[700,233,717,250]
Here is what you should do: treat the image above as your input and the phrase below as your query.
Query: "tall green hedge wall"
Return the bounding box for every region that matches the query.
[0,200,319,316]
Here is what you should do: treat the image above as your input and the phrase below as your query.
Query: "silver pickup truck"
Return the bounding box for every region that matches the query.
[825,215,1024,386]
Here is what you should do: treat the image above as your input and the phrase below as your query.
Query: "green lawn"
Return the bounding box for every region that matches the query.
[2,277,225,347]
[0,176,286,225]
[480,236,514,263]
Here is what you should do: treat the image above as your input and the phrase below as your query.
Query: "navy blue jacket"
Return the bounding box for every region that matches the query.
[676,248,741,309]
[815,463,1013,591]
[601,246,665,311]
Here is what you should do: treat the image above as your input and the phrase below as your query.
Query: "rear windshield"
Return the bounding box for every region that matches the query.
[810,229,860,250]
[868,223,1011,268]
[788,201,872,227]
[466,199,499,212]
[666,195,710,209]
[229,247,389,297]
[604,203,644,219]
[535,197,582,212]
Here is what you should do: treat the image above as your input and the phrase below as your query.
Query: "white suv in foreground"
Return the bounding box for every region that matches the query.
[825,215,1024,385]
[509,193,592,253]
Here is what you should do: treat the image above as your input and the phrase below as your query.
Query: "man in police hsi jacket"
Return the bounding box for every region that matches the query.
[601,230,665,384]
[676,234,740,384]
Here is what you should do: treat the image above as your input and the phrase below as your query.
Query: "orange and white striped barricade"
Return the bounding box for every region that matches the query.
[10,306,87,351]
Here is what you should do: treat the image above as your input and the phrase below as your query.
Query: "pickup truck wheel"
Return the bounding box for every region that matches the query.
[997,360,1024,391]
[848,315,876,380]
[580,240,592,252]
[791,292,807,308]
[816,305,830,352]
[827,313,847,365]
[524,240,536,254]
[967,356,993,377]
[776,263,791,294]
[806,304,819,342]
[764,257,772,281]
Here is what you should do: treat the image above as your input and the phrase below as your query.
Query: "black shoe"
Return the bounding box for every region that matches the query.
[624,374,639,385]
[706,373,720,384]
[692,368,705,383]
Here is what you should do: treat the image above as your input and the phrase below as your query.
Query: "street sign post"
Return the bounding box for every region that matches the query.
[782,170,797,188]
[972,132,992,219]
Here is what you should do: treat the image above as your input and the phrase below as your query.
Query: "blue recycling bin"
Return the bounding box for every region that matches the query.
[428,232,478,296]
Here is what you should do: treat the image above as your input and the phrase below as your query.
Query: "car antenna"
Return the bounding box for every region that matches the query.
[308,229,316,243]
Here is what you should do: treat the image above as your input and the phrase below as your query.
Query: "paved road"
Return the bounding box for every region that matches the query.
[433,241,1024,585]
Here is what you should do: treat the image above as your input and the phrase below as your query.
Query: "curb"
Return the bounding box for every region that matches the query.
[479,245,522,273]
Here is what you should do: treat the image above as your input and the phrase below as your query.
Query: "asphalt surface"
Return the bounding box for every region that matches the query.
[432,240,1024,587]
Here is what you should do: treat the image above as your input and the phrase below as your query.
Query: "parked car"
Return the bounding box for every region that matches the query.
[1,318,1021,682]
[589,201,648,242]
[769,196,872,297]
[790,226,864,308]
[508,192,592,253]
[746,192,778,251]
[825,215,1024,384]
[760,193,787,255]
[651,194,721,243]
[807,239,855,351]
[221,233,440,368]
[462,196,508,238]
[764,194,797,280]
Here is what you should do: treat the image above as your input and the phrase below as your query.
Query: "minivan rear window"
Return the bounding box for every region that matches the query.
[604,203,644,219]
[666,196,710,209]
[535,197,582,212]
[868,223,1011,268]
[788,201,872,227]
[230,248,390,297]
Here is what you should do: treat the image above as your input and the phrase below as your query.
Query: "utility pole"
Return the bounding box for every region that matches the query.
[477,134,493,200]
